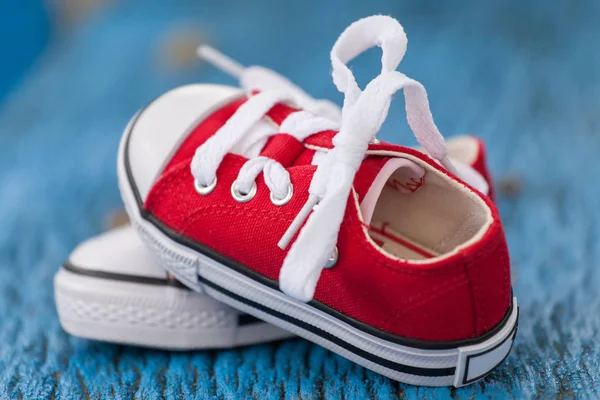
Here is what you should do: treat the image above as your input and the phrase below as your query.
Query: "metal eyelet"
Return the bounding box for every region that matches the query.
[231,180,257,203]
[324,246,338,269]
[194,177,217,195]
[270,184,294,206]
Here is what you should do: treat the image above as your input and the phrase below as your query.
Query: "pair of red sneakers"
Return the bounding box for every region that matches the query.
[59,15,517,387]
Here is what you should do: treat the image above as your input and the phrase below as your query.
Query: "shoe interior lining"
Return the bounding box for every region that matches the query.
[416,136,479,169]
[368,163,490,260]
[445,135,479,166]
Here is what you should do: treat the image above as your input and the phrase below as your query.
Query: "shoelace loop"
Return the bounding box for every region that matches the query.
[192,17,456,302]
[277,16,456,301]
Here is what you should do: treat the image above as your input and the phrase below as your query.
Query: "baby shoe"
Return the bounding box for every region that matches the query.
[54,225,293,349]
[54,131,492,350]
[54,46,492,351]
[119,16,517,386]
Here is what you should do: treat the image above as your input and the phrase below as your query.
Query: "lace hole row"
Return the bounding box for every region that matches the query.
[195,178,293,206]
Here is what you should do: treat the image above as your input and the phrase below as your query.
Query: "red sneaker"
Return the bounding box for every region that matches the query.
[119,16,517,387]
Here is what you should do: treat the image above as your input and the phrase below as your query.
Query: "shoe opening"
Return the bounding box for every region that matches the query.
[362,154,493,261]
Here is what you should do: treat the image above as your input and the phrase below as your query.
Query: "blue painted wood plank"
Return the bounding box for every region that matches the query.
[0,0,50,101]
[0,0,599,398]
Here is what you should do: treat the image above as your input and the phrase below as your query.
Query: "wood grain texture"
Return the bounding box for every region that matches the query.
[0,0,599,398]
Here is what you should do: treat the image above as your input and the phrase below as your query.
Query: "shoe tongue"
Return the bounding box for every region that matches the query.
[355,156,426,226]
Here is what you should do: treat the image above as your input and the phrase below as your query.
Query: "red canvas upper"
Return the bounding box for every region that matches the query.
[471,137,495,200]
[144,96,511,343]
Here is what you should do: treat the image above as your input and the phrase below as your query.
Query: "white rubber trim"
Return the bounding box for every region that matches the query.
[454,305,518,386]
[54,268,292,349]
[128,85,243,202]
[117,117,518,386]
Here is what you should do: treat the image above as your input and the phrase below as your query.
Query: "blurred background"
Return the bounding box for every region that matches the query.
[0,0,599,398]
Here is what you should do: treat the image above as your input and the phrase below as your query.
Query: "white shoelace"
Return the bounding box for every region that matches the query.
[191,16,457,302]
[198,45,342,123]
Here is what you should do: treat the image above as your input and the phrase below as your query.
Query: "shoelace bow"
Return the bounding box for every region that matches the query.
[192,16,457,302]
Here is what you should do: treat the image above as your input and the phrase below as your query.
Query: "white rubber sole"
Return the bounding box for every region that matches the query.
[54,267,292,349]
[117,113,518,386]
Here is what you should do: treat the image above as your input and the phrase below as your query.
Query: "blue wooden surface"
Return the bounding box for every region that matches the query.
[0,0,599,398]
[0,0,50,101]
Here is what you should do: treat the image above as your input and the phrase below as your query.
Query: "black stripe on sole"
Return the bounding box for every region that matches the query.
[197,274,456,378]
[62,261,265,325]
[63,260,190,289]
[237,314,263,326]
